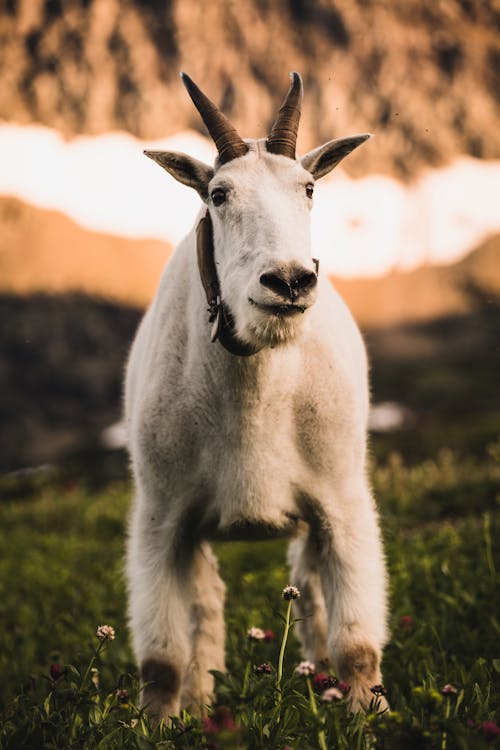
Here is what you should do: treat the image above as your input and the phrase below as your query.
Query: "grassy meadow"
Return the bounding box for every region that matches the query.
[0,298,499,748]
[0,442,499,748]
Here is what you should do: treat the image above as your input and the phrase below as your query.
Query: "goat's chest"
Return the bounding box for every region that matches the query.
[188,349,363,530]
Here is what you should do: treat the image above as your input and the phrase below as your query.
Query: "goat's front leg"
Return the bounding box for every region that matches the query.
[180,542,226,713]
[314,481,388,712]
[126,503,195,722]
[287,533,328,667]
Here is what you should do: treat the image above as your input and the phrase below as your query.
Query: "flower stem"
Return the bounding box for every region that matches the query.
[70,640,104,738]
[275,599,292,723]
[277,600,291,690]
[306,677,328,750]
[241,659,252,699]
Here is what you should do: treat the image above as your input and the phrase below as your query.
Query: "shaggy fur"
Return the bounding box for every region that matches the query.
[125,81,388,721]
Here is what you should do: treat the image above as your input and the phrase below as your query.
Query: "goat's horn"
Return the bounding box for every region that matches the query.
[181,72,249,165]
[266,71,303,160]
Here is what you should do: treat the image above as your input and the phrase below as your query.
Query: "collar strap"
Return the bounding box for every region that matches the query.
[196,212,262,357]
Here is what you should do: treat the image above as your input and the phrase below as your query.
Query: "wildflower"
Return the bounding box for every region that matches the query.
[441,683,458,695]
[283,585,301,600]
[203,705,236,734]
[254,662,273,675]
[370,684,388,697]
[337,681,351,694]
[49,663,63,680]
[247,626,266,641]
[116,688,130,705]
[96,624,115,641]
[313,672,337,692]
[398,614,414,628]
[295,660,315,676]
[263,629,275,642]
[479,721,500,741]
[321,686,344,702]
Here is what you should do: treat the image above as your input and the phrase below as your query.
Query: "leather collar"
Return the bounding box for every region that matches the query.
[196,212,262,357]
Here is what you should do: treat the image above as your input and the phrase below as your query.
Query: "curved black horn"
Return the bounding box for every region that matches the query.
[266,71,303,160]
[181,72,249,165]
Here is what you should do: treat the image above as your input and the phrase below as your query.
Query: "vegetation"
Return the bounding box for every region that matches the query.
[0,292,498,746]
[0,440,499,748]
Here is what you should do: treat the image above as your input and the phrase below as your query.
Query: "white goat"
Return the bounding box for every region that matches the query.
[125,72,388,720]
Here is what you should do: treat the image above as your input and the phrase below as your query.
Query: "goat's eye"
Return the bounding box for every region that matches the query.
[306,183,314,199]
[211,188,226,206]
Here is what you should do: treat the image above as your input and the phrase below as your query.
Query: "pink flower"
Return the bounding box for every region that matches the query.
[337,681,351,694]
[321,686,344,702]
[313,672,337,692]
[398,615,414,628]
[49,663,63,680]
[96,624,115,641]
[247,627,265,641]
[203,705,236,734]
[283,585,301,600]
[295,660,315,676]
[479,721,500,741]
[441,684,458,695]
[264,629,275,642]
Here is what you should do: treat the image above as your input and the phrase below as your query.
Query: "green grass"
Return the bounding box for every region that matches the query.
[1,443,499,748]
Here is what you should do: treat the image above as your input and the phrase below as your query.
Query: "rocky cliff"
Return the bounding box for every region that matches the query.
[2,0,499,178]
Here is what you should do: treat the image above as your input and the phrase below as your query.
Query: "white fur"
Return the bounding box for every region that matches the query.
[125,138,388,719]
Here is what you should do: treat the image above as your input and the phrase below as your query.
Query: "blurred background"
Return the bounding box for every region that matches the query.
[1,0,499,491]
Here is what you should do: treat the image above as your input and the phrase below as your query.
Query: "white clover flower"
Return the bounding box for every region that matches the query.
[282,585,301,600]
[321,686,344,702]
[247,626,266,641]
[96,624,116,641]
[295,660,315,676]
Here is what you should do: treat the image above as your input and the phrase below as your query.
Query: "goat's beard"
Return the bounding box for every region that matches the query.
[236,306,307,348]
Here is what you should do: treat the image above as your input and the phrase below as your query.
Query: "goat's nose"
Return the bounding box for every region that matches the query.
[260,267,317,302]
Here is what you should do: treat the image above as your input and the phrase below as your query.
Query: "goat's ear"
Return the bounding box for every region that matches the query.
[144,150,214,199]
[300,134,372,180]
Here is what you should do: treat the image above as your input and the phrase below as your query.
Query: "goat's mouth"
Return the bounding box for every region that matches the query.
[248,298,307,317]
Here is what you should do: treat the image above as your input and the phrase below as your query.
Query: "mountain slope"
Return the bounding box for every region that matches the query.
[1,196,498,328]
[0,197,170,306]
[332,234,500,328]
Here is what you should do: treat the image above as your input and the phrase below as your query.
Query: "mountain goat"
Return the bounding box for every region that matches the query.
[125,71,388,720]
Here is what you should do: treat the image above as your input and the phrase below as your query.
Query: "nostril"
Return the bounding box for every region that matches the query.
[259,272,291,299]
[289,271,318,301]
[293,271,317,293]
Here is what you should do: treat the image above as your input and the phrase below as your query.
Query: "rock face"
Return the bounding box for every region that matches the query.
[1,0,499,178]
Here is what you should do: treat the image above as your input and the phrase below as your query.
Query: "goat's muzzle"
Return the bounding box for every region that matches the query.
[259,265,318,303]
